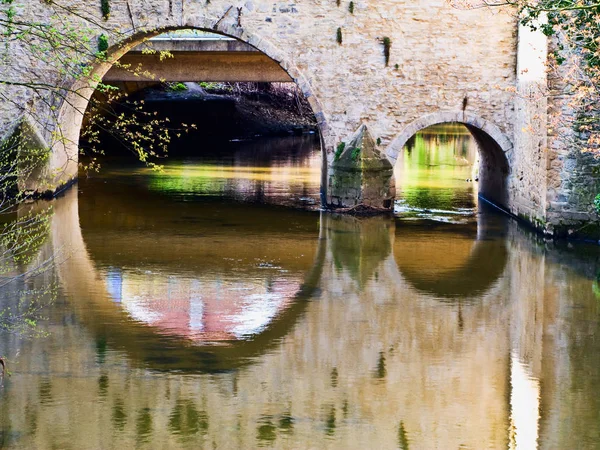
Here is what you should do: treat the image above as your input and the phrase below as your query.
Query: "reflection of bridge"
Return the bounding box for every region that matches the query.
[52,187,325,371]
[103,35,292,83]
[0,190,592,447]
[52,186,514,371]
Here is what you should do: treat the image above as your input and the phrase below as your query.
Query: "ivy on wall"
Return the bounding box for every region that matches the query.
[98,34,109,53]
[382,37,391,66]
[101,0,110,20]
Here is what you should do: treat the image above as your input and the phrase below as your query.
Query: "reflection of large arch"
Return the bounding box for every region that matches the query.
[51,188,326,373]
[53,20,331,201]
[393,206,508,299]
[38,199,570,449]
[385,111,512,208]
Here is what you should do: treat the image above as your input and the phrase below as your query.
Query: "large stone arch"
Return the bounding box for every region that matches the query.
[385,111,512,208]
[53,18,332,201]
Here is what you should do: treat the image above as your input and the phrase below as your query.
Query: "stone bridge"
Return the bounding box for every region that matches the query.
[104,34,293,82]
[0,0,595,237]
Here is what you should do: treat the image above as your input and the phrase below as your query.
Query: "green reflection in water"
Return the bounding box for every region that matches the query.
[168,399,209,439]
[101,135,326,209]
[375,351,387,379]
[331,367,339,388]
[257,416,277,445]
[6,135,600,449]
[396,123,478,222]
[112,399,127,431]
[324,405,336,437]
[398,421,410,450]
[278,412,294,434]
[98,374,109,398]
[136,407,153,443]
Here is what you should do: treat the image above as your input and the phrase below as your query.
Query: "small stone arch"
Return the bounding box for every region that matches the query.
[385,111,512,208]
[54,19,332,200]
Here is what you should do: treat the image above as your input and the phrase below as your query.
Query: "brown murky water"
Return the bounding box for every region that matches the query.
[1,131,600,449]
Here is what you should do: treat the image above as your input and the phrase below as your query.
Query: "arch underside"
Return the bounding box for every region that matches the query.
[386,111,512,209]
[54,20,331,200]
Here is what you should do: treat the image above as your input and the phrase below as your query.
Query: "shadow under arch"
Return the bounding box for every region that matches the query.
[55,19,332,202]
[385,111,512,208]
[393,205,509,300]
[51,187,326,373]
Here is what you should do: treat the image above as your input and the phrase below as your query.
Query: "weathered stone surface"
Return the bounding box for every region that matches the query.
[0,0,595,235]
[329,125,395,209]
[332,124,392,172]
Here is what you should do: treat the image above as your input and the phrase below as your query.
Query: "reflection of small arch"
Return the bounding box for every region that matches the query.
[386,111,512,208]
[393,223,508,300]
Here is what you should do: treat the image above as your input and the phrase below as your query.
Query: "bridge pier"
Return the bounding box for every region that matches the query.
[328,125,395,211]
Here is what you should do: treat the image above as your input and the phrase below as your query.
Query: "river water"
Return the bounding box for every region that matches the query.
[1,127,600,449]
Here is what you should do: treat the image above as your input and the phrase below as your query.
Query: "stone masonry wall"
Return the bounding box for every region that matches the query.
[544,36,600,239]
[4,0,576,231]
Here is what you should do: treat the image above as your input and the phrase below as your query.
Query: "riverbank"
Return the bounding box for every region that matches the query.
[144,82,317,139]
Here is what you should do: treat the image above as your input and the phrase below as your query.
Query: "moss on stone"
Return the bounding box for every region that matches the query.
[334,142,345,161]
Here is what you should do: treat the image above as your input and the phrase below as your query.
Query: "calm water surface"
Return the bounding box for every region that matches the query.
[1,130,600,449]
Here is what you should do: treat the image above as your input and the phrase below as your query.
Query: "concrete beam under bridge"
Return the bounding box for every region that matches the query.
[103,39,292,83]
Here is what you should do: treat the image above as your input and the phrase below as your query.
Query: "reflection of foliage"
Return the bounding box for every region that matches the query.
[136,407,153,442]
[168,399,209,439]
[279,413,294,433]
[0,196,55,342]
[594,193,600,214]
[375,352,387,378]
[324,405,336,437]
[0,205,55,342]
[257,417,277,444]
[398,421,410,450]
[112,399,127,431]
[0,117,56,362]
[592,278,600,299]
[0,285,54,339]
